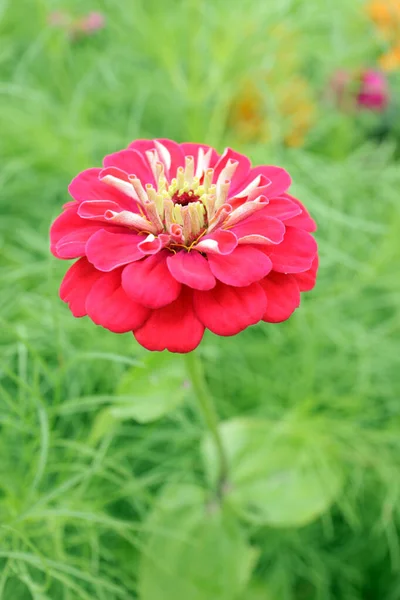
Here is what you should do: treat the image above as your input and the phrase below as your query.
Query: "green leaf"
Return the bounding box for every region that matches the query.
[202,418,342,528]
[114,352,189,423]
[89,353,190,443]
[138,484,257,600]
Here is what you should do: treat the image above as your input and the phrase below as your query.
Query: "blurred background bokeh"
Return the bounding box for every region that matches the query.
[1,0,400,598]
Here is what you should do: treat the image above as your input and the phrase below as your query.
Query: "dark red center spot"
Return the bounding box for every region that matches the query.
[172,190,200,206]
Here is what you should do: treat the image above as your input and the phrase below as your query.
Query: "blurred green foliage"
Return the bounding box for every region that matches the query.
[1,0,400,598]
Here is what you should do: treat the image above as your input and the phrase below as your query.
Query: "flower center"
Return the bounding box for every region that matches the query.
[103,150,240,250]
[172,190,201,206]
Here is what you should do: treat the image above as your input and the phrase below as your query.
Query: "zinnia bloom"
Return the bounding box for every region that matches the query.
[357,69,389,111]
[50,140,318,352]
[329,68,389,113]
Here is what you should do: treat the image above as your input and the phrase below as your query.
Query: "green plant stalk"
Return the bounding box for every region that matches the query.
[184,351,229,495]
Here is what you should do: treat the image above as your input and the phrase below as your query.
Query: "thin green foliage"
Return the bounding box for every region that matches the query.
[1,0,400,598]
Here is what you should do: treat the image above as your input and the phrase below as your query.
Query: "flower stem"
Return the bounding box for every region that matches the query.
[184,350,229,495]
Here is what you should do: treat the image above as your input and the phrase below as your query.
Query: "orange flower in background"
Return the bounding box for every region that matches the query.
[229,24,316,147]
[367,0,400,39]
[230,76,316,148]
[367,0,400,70]
[379,44,400,70]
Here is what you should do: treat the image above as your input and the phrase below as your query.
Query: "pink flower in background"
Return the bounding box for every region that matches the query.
[50,140,318,353]
[357,69,389,111]
[48,10,105,38]
[77,12,106,35]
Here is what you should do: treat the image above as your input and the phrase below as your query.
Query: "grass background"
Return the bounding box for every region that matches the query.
[1,0,400,598]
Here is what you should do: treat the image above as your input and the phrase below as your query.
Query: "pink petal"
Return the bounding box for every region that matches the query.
[154,139,185,177]
[245,166,292,197]
[86,269,150,333]
[293,255,319,291]
[260,273,301,323]
[261,197,302,221]
[180,143,220,174]
[50,206,104,259]
[194,229,238,255]
[86,230,145,271]
[213,148,251,195]
[230,215,285,245]
[138,234,163,254]
[167,251,216,290]
[77,200,121,220]
[68,168,136,210]
[193,282,267,336]
[134,288,204,353]
[208,246,272,287]
[60,257,103,317]
[55,227,103,259]
[283,194,317,232]
[103,149,155,186]
[264,227,317,273]
[122,250,181,309]
[224,197,269,227]
[128,139,156,154]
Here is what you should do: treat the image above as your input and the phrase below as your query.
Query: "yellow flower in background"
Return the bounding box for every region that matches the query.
[229,75,316,148]
[367,0,400,40]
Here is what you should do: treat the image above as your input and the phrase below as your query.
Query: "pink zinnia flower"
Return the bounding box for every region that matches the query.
[50,140,318,352]
[357,69,389,111]
[77,12,105,35]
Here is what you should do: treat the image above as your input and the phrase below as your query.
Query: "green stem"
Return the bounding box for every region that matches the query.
[184,351,229,494]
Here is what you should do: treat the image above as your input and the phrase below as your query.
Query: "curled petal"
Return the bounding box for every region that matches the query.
[207,204,232,233]
[122,250,181,309]
[246,166,292,197]
[293,255,319,291]
[208,246,272,287]
[104,209,159,233]
[193,282,267,336]
[224,197,269,228]
[260,273,301,323]
[232,175,262,199]
[86,269,149,333]
[78,200,122,220]
[180,143,219,176]
[68,168,136,210]
[86,230,145,271]
[167,250,216,290]
[194,229,238,255]
[60,257,103,317]
[230,215,285,245]
[137,233,163,254]
[263,227,318,273]
[99,167,140,201]
[214,148,251,195]
[104,149,156,186]
[154,139,185,176]
[134,288,205,352]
